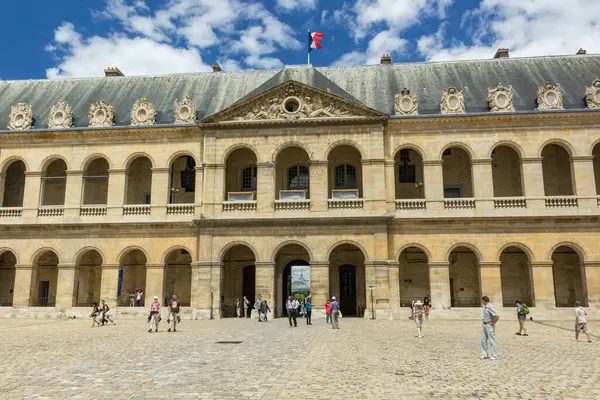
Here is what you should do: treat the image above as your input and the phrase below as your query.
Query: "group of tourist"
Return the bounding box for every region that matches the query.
[146,294,182,332]
[90,299,116,327]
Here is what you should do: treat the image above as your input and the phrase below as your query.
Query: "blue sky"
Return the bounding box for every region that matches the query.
[0,0,598,80]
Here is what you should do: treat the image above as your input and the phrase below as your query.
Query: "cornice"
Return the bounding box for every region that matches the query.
[200,116,388,130]
[422,160,443,166]
[521,157,543,164]
[108,168,126,174]
[309,160,328,166]
[66,170,84,176]
[151,167,170,173]
[572,156,594,162]
[471,158,493,165]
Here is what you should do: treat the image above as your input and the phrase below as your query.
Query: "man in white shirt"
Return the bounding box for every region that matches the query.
[575,301,592,343]
[168,295,181,332]
[286,296,299,327]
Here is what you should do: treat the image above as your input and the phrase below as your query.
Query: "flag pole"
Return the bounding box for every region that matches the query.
[307,29,311,65]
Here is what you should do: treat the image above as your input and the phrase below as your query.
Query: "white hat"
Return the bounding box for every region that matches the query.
[332,296,336,300]
[153,295,159,300]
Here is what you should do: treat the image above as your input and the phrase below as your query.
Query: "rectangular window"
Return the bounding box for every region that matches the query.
[398,163,416,183]
[241,166,257,191]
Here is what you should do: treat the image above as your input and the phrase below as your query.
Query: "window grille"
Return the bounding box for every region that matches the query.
[399,163,416,183]
[334,164,357,189]
[241,166,257,191]
[287,165,309,190]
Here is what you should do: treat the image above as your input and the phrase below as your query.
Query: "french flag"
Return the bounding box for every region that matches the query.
[308,30,324,52]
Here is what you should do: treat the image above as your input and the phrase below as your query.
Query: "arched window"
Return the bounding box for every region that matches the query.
[334,164,356,189]
[241,166,257,191]
[287,165,309,190]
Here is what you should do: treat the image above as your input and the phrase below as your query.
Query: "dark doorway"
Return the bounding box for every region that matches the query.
[38,281,50,307]
[339,265,357,316]
[282,260,310,316]
[243,265,256,316]
[449,278,455,307]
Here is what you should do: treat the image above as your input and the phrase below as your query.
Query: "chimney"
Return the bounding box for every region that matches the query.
[380,53,392,65]
[104,67,124,77]
[212,63,222,72]
[494,48,509,59]
[576,48,587,55]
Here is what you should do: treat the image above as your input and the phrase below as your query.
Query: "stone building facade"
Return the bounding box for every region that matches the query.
[0,53,600,319]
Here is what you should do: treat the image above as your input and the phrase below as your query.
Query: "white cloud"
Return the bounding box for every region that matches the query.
[276,0,318,11]
[333,30,407,66]
[419,0,600,61]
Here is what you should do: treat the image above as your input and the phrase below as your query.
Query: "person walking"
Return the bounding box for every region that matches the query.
[423,296,431,319]
[324,299,332,324]
[286,296,299,327]
[148,295,161,333]
[243,296,249,318]
[305,296,313,325]
[261,299,271,322]
[254,296,263,322]
[480,296,500,360]
[90,303,102,327]
[168,294,181,332]
[575,301,592,343]
[330,296,340,329]
[515,300,528,336]
[413,299,425,338]
[235,298,241,318]
[100,299,116,325]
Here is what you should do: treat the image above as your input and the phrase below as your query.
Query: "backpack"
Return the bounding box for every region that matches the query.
[520,304,529,315]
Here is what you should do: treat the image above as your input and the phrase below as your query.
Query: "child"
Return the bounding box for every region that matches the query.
[90,303,101,327]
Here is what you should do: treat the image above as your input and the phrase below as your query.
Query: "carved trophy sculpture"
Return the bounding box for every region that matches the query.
[585,79,600,109]
[131,98,156,126]
[488,85,515,112]
[440,87,465,114]
[174,96,197,123]
[8,103,33,130]
[89,101,115,127]
[48,100,73,129]
[536,81,564,110]
[394,88,419,116]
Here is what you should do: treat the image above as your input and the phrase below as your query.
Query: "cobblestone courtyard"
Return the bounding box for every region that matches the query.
[0,317,598,399]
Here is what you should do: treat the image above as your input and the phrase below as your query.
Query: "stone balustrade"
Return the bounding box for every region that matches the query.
[123,204,151,216]
[395,199,426,210]
[37,206,64,217]
[274,199,310,211]
[444,198,476,210]
[222,201,257,212]
[167,204,195,215]
[544,196,578,208]
[327,198,364,209]
[493,197,527,209]
[0,207,22,218]
[80,206,107,216]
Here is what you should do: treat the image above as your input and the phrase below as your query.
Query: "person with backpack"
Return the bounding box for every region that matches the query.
[167,294,181,332]
[574,301,592,343]
[515,300,528,336]
[147,295,161,333]
[100,299,115,325]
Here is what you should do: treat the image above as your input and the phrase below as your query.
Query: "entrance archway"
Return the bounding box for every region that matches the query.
[552,246,587,307]
[0,251,17,306]
[31,250,59,307]
[118,249,147,307]
[500,247,533,307]
[448,246,481,307]
[164,248,192,306]
[221,244,256,317]
[329,244,366,316]
[275,243,311,317]
[74,250,102,306]
[398,247,430,307]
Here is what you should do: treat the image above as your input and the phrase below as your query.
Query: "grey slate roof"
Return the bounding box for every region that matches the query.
[1,54,599,131]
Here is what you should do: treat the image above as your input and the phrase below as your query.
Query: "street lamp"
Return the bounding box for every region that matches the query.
[368,285,375,320]
[210,286,214,320]
[414,182,423,198]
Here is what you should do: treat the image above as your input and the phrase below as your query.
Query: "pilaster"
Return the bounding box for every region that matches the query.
[0,173,6,206]
[100,264,120,307]
[194,166,204,215]
[203,164,225,217]
[471,159,494,210]
[22,171,42,218]
[429,261,451,310]
[583,261,600,309]
[255,261,276,311]
[191,261,222,319]
[479,261,503,306]
[56,263,77,310]
[64,170,83,218]
[106,169,126,217]
[310,261,329,315]
[531,261,556,309]
[256,163,275,213]
[364,260,392,319]
[361,159,386,212]
[309,160,328,212]
[145,263,165,309]
[388,261,401,318]
[12,264,33,308]
[423,160,444,211]
[150,167,168,217]
[384,160,396,212]
[521,158,545,208]
[571,156,596,208]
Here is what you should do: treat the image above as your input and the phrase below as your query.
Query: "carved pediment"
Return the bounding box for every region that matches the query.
[201,81,384,124]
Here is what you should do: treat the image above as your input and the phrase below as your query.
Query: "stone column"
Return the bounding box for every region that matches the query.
[362,159,386,212]
[583,261,600,309]
[203,164,225,217]
[150,167,168,217]
[369,261,392,319]
[571,156,596,208]
[521,158,545,209]
[194,166,204,215]
[0,172,6,206]
[480,262,503,306]
[210,262,222,318]
[309,160,328,212]
[56,263,77,310]
[64,170,83,218]
[22,171,42,218]
[388,261,401,318]
[255,261,276,312]
[472,159,494,210]
[145,263,165,311]
[191,261,221,319]
[429,262,451,310]
[423,160,444,211]
[256,163,275,213]
[100,264,120,307]
[531,261,556,309]
[106,168,126,217]
[384,160,396,212]
[12,264,33,308]
[310,261,329,317]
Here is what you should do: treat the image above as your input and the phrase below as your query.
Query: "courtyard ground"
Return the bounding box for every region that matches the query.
[0,316,598,399]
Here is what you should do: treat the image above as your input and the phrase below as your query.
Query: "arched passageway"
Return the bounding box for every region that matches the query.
[395,149,424,199]
[164,248,192,306]
[328,145,363,199]
[398,247,430,307]
[2,160,26,207]
[126,157,152,204]
[593,143,600,194]
[41,159,67,206]
[118,249,147,307]
[169,156,196,204]
[542,144,574,196]
[276,147,310,200]
[221,245,255,317]
[329,244,366,316]
[442,147,473,198]
[74,250,102,306]
[552,246,587,307]
[31,251,59,307]
[448,247,481,307]
[492,146,523,197]
[225,148,257,201]
[275,244,311,317]
[499,247,533,306]
[82,158,109,205]
[0,251,17,306]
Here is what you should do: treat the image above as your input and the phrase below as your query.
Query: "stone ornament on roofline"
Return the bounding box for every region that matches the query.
[174,96,197,123]
[440,87,465,114]
[131,97,156,126]
[488,84,515,112]
[585,79,600,109]
[394,88,419,115]
[89,101,114,127]
[537,81,563,110]
[8,103,33,130]
[48,100,73,129]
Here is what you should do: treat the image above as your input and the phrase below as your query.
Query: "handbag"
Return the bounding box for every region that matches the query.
[338,311,343,318]
[177,315,181,323]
